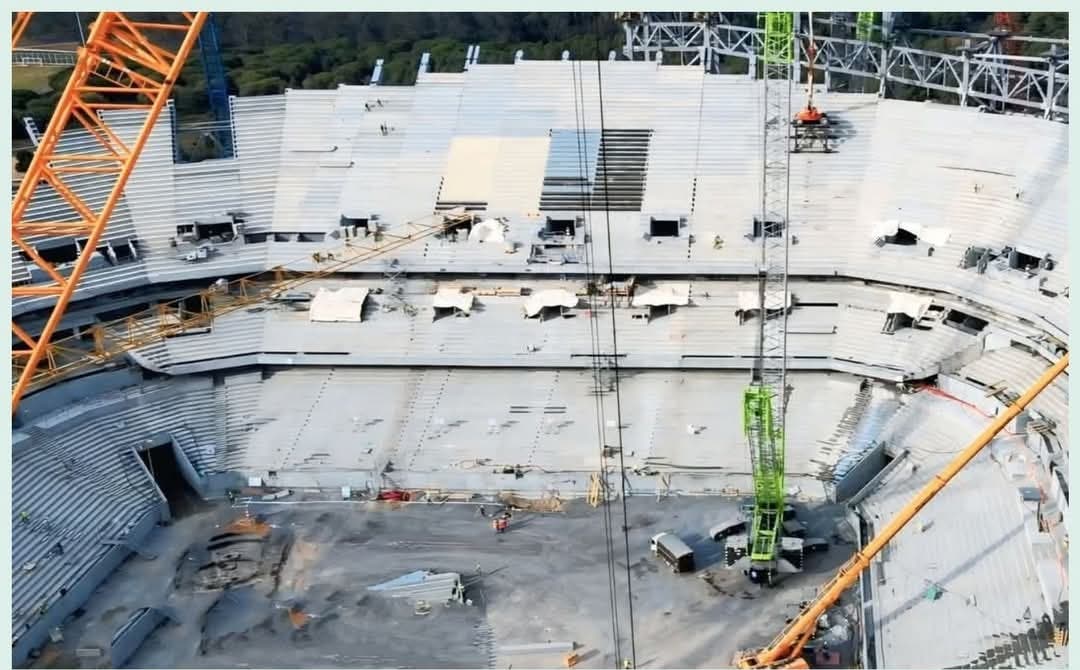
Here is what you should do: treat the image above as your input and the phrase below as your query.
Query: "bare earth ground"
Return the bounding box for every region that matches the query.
[29,496,857,669]
[11,65,66,93]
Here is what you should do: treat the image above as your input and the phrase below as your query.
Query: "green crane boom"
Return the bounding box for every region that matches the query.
[743,11,795,585]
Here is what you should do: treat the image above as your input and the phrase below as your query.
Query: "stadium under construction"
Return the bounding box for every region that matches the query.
[10,11,1070,670]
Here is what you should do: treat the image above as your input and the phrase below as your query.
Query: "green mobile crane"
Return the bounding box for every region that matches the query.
[743,11,796,586]
[710,12,803,586]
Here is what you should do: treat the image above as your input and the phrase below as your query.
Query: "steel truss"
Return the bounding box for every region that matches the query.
[622,14,1068,121]
[12,12,34,48]
[743,12,793,581]
[11,12,208,412]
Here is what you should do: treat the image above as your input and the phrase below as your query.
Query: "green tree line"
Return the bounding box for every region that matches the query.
[12,11,1067,150]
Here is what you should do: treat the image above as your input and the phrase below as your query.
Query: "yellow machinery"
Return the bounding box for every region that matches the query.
[735,353,1069,668]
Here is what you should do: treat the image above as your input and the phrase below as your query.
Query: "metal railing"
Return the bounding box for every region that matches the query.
[12,49,78,67]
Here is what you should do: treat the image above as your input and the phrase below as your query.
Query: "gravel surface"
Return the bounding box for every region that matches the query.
[30,496,856,668]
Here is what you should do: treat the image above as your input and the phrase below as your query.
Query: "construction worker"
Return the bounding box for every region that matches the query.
[19,511,30,523]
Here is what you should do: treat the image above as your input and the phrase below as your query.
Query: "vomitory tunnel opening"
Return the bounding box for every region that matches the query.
[138,444,203,518]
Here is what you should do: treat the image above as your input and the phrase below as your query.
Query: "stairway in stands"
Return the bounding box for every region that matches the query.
[539,128,651,211]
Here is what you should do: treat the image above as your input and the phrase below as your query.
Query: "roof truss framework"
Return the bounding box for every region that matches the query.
[623,16,1068,121]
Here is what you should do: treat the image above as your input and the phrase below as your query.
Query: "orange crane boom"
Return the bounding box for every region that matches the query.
[13,12,34,48]
[11,12,208,413]
[735,352,1069,669]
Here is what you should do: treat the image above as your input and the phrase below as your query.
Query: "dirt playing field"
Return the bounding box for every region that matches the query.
[28,495,859,668]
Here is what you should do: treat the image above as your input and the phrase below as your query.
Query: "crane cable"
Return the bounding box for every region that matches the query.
[592,22,638,667]
[570,56,624,664]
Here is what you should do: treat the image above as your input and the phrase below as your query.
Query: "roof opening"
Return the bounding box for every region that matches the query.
[1008,248,1044,271]
[545,217,577,237]
[881,312,914,334]
[26,242,78,265]
[960,245,995,273]
[340,214,369,228]
[650,217,680,238]
[943,309,988,335]
[752,217,784,239]
[112,239,140,264]
[884,227,918,246]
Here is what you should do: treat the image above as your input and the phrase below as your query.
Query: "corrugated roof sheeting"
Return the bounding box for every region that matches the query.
[863,394,1054,669]
[13,118,147,315]
[17,122,140,248]
[140,279,991,380]
[692,78,762,248]
[238,368,412,476]
[272,92,356,233]
[845,100,1069,332]
[368,570,463,603]
[957,345,1069,450]
[218,371,265,472]
[389,78,463,224]
[13,65,1068,337]
[227,368,870,481]
[639,67,705,214]
[231,95,288,234]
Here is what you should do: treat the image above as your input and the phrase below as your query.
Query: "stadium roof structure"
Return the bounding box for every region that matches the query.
[11,54,1068,670]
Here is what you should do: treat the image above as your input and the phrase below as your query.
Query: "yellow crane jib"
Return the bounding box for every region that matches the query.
[11,215,455,403]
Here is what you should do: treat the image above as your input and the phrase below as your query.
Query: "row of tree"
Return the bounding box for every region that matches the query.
[12,12,1067,148]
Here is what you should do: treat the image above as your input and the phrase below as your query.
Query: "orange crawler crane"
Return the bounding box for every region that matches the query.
[735,352,1069,669]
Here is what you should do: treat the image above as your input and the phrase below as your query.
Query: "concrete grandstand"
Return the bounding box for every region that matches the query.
[12,50,1068,669]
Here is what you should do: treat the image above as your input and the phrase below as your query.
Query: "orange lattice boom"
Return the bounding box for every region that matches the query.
[11,12,208,413]
[12,12,34,48]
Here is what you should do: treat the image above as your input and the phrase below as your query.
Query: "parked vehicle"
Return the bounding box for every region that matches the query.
[649,532,695,573]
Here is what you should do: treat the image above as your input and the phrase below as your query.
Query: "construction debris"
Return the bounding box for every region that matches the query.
[500,641,576,656]
[368,570,465,605]
[288,606,310,630]
[497,491,564,513]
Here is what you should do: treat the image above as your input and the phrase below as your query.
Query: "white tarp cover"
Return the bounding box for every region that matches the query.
[433,288,475,313]
[737,291,793,312]
[469,219,507,243]
[309,287,369,322]
[871,219,952,246]
[885,291,932,320]
[631,283,691,308]
[522,289,578,317]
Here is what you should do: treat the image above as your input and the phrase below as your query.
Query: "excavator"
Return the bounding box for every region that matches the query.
[734,352,1069,668]
[792,12,832,153]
